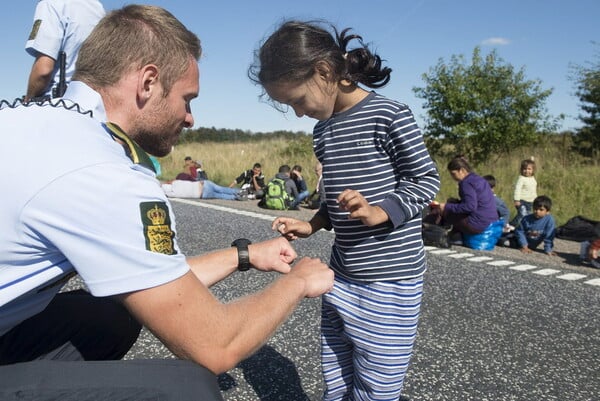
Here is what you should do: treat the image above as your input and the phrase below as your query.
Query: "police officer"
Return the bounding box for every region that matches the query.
[1,5,334,399]
[24,0,105,101]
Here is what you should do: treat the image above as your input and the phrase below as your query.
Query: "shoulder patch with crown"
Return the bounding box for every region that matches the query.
[140,202,176,255]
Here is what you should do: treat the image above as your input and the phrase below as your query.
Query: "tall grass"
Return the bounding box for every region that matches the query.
[159,137,320,191]
[157,136,600,226]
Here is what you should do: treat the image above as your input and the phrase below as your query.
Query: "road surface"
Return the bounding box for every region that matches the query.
[124,199,600,401]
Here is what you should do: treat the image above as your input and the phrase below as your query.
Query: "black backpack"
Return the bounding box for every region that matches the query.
[556,216,600,242]
[422,223,452,248]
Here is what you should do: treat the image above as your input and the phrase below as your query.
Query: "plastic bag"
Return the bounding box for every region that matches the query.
[463,220,504,251]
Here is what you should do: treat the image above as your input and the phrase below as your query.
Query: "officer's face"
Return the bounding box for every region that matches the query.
[137,58,199,157]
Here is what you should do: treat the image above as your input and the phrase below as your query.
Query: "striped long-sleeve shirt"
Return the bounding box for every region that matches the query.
[314,91,440,281]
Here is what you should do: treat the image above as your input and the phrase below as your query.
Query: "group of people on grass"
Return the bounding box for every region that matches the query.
[425,156,560,255]
[162,158,324,210]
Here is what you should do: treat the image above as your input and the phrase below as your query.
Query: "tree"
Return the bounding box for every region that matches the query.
[570,43,600,160]
[413,47,556,163]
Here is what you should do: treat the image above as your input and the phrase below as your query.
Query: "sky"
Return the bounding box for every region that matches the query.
[1,0,598,134]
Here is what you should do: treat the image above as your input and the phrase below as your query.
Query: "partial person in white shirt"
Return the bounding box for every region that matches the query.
[24,0,105,101]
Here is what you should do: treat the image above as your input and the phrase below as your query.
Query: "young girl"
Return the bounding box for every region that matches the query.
[512,159,538,227]
[250,20,440,401]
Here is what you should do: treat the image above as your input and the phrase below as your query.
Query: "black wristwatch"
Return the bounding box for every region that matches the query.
[231,238,252,271]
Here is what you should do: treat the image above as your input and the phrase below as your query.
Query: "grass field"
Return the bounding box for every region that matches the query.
[156,135,600,227]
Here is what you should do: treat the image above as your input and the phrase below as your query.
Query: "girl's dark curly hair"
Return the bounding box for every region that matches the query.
[249,20,391,90]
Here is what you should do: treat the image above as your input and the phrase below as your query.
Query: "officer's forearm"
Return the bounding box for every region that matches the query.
[26,56,55,100]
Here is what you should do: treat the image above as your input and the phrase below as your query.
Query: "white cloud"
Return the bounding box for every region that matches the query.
[481,37,511,46]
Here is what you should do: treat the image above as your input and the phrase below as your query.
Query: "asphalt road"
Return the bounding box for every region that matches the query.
[124,199,600,401]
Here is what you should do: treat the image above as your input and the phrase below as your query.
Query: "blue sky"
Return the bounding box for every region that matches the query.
[1,0,598,134]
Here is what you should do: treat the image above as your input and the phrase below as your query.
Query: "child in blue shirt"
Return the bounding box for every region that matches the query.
[515,195,557,255]
[483,175,511,225]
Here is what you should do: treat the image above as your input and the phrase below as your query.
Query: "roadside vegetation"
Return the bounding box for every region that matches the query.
[157,132,599,227]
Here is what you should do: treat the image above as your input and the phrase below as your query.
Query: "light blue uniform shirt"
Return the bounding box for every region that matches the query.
[0,82,189,335]
[25,0,105,97]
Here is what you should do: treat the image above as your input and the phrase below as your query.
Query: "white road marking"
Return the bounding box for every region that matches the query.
[430,249,456,255]
[557,273,587,281]
[173,198,276,221]
[486,260,516,267]
[467,256,495,262]
[510,264,539,271]
[448,253,475,258]
[532,268,561,276]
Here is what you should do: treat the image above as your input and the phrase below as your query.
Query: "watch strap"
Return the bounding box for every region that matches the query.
[231,238,252,271]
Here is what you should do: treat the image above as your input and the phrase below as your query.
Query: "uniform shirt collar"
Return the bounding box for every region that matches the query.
[61,81,107,122]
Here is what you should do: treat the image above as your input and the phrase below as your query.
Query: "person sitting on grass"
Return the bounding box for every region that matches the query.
[482,174,515,249]
[229,162,266,199]
[483,175,511,227]
[306,161,325,209]
[433,156,498,242]
[514,195,557,256]
[580,237,600,268]
[176,156,208,181]
[290,165,310,209]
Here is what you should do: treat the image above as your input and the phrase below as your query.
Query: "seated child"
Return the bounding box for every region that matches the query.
[580,238,600,268]
[514,195,557,256]
[483,175,512,231]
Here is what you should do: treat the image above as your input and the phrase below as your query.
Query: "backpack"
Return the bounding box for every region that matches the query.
[556,216,600,242]
[422,223,452,248]
[262,178,292,210]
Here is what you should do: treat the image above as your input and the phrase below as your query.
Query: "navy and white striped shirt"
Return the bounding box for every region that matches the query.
[314,91,440,281]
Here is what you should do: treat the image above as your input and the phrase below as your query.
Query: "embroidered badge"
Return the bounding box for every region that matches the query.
[140,202,176,255]
[28,19,42,41]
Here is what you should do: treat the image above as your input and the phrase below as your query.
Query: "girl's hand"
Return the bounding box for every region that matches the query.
[337,189,388,226]
[272,217,313,240]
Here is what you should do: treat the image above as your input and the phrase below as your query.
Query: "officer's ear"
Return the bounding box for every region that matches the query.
[137,64,160,104]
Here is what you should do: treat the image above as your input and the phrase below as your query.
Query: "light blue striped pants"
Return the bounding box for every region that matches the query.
[321,274,424,401]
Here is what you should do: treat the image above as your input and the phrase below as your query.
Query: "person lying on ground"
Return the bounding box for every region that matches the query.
[162,179,241,200]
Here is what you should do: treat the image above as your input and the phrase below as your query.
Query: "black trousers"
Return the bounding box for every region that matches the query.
[0,290,223,400]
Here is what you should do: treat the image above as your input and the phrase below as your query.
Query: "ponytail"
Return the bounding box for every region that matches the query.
[336,28,391,88]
